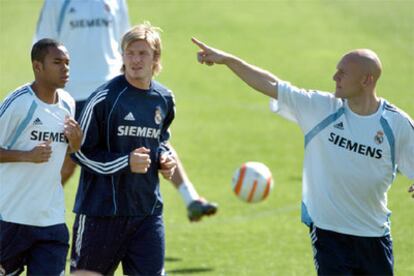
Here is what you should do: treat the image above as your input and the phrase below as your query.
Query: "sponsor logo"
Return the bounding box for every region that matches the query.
[30,130,67,143]
[333,122,344,130]
[328,132,382,159]
[33,117,43,125]
[154,106,162,125]
[69,18,111,29]
[374,131,384,145]
[124,112,135,121]
[117,125,160,139]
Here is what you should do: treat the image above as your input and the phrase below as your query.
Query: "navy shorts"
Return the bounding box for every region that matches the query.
[70,214,165,275]
[309,224,394,275]
[0,220,69,275]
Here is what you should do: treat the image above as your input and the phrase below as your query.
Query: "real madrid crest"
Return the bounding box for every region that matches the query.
[154,106,162,125]
[374,130,384,145]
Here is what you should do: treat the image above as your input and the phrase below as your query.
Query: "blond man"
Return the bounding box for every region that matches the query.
[70,23,176,275]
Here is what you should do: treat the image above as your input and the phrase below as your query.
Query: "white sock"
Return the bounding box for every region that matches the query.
[178,182,199,206]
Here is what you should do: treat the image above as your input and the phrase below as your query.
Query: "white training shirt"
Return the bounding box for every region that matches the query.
[34,0,130,101]
[270,81,414,237]
[0,84,75,226]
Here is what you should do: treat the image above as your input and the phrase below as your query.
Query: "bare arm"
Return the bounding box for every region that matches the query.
[192,37,280,99]
[0,140,52,163]
[169,144,190,186]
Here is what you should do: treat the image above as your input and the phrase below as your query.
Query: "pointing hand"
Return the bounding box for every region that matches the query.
[191,37,230,66]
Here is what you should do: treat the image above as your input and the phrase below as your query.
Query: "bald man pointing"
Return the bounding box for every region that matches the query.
[192,38,414,275]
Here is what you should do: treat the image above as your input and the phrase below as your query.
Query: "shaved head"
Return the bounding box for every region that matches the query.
[333,49,383,99]
[342,49,382,82]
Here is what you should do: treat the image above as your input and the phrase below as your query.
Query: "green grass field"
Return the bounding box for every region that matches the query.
[1,0,413,275]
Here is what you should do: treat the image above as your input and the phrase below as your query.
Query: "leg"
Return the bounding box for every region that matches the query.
[27,224,69,275]
[169,144,218,222]
[122,215,165,276]
[356,234,393,275]
[70,215,128,275]
[309,225,354,275]
[0,221,28,275]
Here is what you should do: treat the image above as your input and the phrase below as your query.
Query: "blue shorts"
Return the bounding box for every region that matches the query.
[70,214,165,275]
[309,224,394,275]
[0,220,69,275]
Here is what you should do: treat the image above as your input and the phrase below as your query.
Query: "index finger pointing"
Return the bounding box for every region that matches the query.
[191,37,208,50]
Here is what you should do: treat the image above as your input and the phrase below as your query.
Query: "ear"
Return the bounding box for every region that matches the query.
[32,60,43,73]
[362,74,374,87]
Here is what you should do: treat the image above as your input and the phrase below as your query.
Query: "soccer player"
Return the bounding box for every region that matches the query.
[34,0,218,222]
[192,38,414,275]
[0,39,82,275]
[69,22,176,275]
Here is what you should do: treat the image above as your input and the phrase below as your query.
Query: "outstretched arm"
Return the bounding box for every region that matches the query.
[191,37,280,99]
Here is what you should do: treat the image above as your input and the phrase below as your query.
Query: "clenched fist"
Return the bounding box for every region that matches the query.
[130,147,151,173]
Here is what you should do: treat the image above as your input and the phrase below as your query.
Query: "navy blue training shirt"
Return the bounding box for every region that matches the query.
[72,75,175,216]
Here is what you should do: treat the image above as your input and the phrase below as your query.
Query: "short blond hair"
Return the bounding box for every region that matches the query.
[121,21,163,76]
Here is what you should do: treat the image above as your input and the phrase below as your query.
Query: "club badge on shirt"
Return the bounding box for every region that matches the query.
[154,107,162,125]
[374,131,384,145]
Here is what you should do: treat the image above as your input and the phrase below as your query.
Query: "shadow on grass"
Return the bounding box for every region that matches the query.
[166,268,214,274]
[165,256,214,274]
[165,256,183,262]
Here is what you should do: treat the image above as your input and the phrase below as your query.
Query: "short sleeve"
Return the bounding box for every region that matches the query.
[33,0,61,42]
[115,0,131,42]
[396,117,414,179]
[269,81,342,134]
[0,96,27,149]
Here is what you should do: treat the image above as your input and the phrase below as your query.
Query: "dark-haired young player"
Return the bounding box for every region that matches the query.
[0,38,82,275]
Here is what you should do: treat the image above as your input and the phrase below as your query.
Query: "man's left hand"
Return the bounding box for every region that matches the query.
[159,153,176,180]
[64,116,83,153]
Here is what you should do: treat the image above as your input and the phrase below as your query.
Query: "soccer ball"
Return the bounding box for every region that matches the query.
[231,161,274,203]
